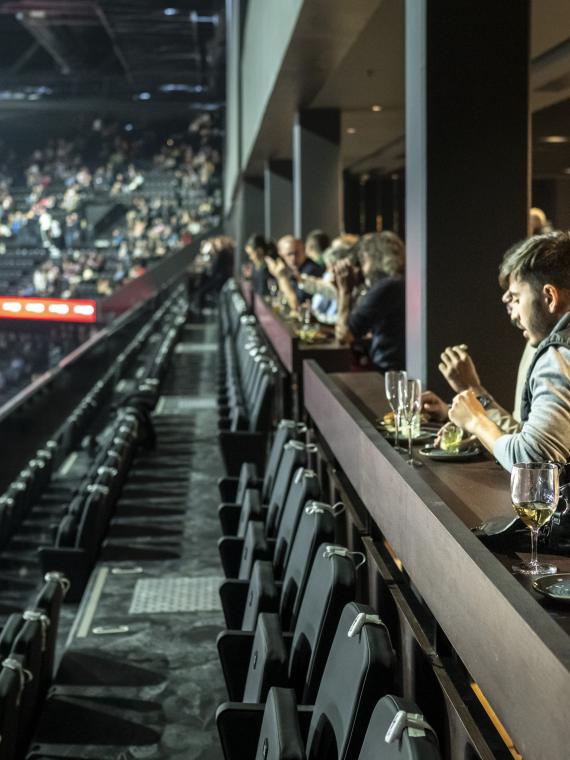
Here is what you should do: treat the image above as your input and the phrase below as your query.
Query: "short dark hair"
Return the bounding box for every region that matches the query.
[499,232,570,292]
[246,233,267,252]
[306,229,330,254]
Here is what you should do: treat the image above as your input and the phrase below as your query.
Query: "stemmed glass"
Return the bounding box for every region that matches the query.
[511,462,559,575]
[384,370,407,450]
[398,377,422,466]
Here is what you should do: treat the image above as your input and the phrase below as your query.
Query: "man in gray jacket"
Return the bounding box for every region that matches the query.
[449,232,570,472]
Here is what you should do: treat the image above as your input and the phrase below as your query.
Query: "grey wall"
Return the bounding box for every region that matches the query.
[240,0,304,170]
[224,0,243,213]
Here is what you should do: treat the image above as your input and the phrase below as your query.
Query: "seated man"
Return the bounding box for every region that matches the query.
[266,234,324,311]
[423,243,537,431]
[334,231,405,372]
[244,233,271,296]
[447,232,570,471]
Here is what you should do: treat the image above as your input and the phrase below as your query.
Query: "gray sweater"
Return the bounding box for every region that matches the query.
[492,313,570,471]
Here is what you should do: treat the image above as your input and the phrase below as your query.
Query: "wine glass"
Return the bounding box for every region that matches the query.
[511,462,559,575]
[399,378,423,466]
[384,371,407,450]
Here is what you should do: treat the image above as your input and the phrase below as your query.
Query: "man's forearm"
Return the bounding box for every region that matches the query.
[471,414,504,455]
[335,290,352,344]
[276,274,298,311]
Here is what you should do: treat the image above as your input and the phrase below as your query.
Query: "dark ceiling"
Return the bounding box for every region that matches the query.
[0,0,225,122]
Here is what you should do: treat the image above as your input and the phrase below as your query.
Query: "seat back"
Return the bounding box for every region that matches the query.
[306,602,396,760]
[261,421,307,503]
[265,442,311,535]
[32,572,69,695]
[243,612,289,702]
[0,654,27,760]
[239,521,270,580]
[243,547,357,705]
[237,488,263,538]
[279,504,340,632]
[241,560,279,632]
[270,473,321,576]
[358,695,441,760]
[254,687,304,760]
[289,546,357,704]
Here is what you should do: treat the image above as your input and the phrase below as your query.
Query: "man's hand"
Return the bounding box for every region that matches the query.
[333,260,357,294]
[265,256,287,279]
[448,389,486,434]
[439,345,483,394]
[421,390,449,422]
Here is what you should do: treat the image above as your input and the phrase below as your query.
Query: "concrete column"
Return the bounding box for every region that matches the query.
[293,109,342,239]
[405,0,530,406]
[264,160,293,240]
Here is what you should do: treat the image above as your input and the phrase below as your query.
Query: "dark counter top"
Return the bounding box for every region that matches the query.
[304,361,570,760]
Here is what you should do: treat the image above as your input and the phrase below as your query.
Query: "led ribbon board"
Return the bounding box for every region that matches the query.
[0,297,97,323]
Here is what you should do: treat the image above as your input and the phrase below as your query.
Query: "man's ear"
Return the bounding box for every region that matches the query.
[542,283,559,313]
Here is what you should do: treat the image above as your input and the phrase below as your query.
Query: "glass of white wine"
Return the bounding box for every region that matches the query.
[511,462,559,576]
[384,370,407,450]
[398,377,423,466]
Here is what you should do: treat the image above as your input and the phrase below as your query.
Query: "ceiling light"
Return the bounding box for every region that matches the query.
[163,8,178,16]
[541,135,568,144]
[346,127,356,135]
[371,105,382,112]
[137,92,151,101]
[124,123,134,132]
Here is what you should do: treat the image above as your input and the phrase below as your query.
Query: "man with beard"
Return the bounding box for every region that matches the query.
[446,232,570,471]
[422,243,536,431]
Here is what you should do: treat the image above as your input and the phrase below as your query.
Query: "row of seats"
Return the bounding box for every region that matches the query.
[214,424,442,759]
[0,572,68,760]
[217,281,277,476]
[0,285,189,620]
[0,286,188,567]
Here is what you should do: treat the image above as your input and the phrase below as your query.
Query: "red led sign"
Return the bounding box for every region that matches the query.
[0,297,97,323]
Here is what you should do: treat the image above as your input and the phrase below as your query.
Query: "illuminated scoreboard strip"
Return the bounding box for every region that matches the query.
[0,297,97,323]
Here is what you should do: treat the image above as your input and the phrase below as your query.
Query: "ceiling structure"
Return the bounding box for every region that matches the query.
[0,0,225,127]
[244,0,570,180]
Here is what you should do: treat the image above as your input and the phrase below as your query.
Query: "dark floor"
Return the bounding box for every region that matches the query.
[32,320,226,759]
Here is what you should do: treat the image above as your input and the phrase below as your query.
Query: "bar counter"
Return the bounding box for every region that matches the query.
[253,293,352,416]
[303,361,570,760]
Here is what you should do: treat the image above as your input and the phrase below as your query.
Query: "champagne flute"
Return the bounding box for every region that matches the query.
[384,370,407,450]
[399,377,423,466]
[511,462,559,576]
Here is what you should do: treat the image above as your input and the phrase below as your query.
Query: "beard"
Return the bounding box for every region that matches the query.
[524,296,558,346]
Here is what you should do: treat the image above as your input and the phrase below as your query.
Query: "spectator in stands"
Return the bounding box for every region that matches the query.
[529,207,551,236]
[266,235,325,311]
[305,229,330,267]
[244,233,272,296]
[445,232,570,471]
[334,231,406,372]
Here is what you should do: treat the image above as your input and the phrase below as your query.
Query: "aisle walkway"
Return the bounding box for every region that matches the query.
[33,318,226,759]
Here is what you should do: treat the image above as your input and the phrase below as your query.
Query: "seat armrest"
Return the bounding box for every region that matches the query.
[216,630,254,700]
[219,578,249,629]
[255,688,310,760]
[218,431,267,476]
[216,702,266,760]
[218,504,242,536]
[217,477,240,502]
[218,536,244,578]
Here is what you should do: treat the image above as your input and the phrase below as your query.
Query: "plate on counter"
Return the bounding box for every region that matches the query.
[533,573,570,603]
[378,425,436,445]
[419,444,482,461]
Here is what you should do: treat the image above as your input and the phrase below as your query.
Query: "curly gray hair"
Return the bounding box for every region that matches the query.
[359,231,405,278]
